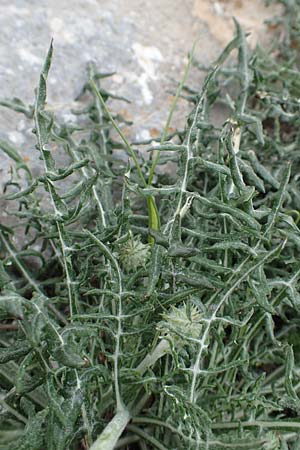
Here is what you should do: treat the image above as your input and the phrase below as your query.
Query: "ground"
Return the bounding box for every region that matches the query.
[0,0,279,192]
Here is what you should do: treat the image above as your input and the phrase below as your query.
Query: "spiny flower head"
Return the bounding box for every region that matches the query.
[159,303,202,342]
[118,234,150,272]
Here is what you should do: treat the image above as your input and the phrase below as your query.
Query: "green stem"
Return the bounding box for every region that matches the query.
[89,339,171,450]
[115,434,140,448]
[212,420,300,431]
[0,397,27,424]
[90,80,160,242]
[126,425,168,450]
[132,416,196,443]
[90,80,146,187]
[89,409,130,450]
[135,339,170,375]
[148,40,197,185]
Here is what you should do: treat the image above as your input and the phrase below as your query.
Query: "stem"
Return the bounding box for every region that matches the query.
[126,425,168,450]
[148,40,197,185]
[115,434,140,448]
[212,420,300,431]
[189,240,285,402]
[0,231,67,325]
[90,80,160,242]
[90,80,146,187]
[89,339,171,450]
[85,230,124,411]
[89,409,130,450]
[0,397,27,424]
[132,416,197,443]
[135,339,170,375]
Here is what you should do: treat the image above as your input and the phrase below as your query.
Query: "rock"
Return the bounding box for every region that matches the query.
[0,0,277,199]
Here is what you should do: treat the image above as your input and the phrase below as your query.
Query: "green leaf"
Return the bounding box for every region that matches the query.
[0,342,31,364]
[0,139,31,176]
[284,345,298,400]
[0,291,25,319]
[9,409,48,450]
[264,164,291,236]
[53,344,85,368]
[195,195,261,231]
[16,353,44,395]
[0,97,33,118]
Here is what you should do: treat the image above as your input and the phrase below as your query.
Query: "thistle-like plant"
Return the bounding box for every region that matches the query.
[1,1,300,449]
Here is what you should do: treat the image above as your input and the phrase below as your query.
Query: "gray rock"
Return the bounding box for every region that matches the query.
[0,0,276,197]
[0,1,219,183]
